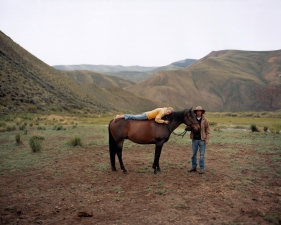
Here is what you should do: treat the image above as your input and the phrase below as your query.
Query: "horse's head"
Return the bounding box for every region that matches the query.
[184,108,200,131]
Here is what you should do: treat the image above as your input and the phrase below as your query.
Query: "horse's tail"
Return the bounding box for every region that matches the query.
[108,120,117,171]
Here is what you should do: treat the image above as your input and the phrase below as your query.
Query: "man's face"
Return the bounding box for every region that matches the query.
[196,110,202,117]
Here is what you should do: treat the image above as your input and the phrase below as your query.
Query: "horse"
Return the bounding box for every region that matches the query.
[108,108,200,174]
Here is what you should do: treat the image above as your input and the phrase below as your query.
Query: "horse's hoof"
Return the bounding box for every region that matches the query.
[112,168,117,171]
[123,170,127,174]
[157,168,162,173]
[154,169,158,175]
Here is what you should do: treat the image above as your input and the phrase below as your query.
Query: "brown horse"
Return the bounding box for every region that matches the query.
[108,108,200,174]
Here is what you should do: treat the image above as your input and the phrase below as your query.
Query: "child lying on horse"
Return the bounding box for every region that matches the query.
[114,107,174,124]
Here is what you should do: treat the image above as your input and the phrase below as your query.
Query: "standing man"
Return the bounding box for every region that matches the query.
[185,106,210,174]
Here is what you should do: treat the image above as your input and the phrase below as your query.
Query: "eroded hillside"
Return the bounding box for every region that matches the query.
[125,50,281,111]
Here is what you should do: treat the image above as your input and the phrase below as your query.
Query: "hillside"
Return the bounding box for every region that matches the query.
[53,64,157,73]
[0,31,160,115]
[125,50,281,111]
[63,70,135,88]
[53,59,197,83]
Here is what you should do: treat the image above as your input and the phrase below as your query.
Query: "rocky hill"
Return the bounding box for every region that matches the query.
[125,50,281,111]
[0,31,160,115]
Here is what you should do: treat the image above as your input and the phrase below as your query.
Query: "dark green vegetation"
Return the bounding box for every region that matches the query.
[0,115,280,224]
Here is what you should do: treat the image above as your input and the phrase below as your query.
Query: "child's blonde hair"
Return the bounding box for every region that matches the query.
[167,107,174,112]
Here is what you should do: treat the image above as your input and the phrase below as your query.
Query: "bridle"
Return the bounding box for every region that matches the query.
[166,109,198,138]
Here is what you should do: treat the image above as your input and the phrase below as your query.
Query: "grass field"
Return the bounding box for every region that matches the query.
[0,113,281,224]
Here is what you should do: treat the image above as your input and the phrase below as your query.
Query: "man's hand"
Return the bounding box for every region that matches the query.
[205,140,209,144]
[164,120,169,124]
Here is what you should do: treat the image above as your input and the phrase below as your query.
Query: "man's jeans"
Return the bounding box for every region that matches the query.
[191,139,206,169]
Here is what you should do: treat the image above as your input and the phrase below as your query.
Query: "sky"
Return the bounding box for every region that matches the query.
[1,0,281,67]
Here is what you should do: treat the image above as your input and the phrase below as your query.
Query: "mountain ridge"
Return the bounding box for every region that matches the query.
[0,31,160,115]
[125,50,281,111]
[53,59,197,83]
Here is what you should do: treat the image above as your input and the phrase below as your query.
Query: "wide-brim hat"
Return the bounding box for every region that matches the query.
[194,106,205,114]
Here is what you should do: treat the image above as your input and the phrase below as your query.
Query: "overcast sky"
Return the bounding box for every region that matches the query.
[1,0,280,67]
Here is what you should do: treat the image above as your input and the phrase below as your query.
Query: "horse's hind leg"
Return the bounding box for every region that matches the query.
[110,149,117,171]
[116,141,127,174]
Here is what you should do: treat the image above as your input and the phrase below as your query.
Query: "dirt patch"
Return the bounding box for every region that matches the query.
[0,142,280,224]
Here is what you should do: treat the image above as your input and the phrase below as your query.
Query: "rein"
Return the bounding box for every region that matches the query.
[164,109,192,138]
[172,129,187,138]
[165,124,187,138]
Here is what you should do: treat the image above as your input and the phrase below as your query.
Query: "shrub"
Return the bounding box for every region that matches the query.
[0,127,6,132]
[15,133,23,145]
[6,125,17,132]
[29,136,43,152]
[19,124,26,131]
[29,123,33,127]
[0,122,7,132]
[53,125,65,131]
[271,124,281,134]
[209,122,217,126]
[250,124,259,132]
[37,126,46,130]
[263,126,268,132]
[0,122,6,127]
[28,105,37,113]
[68,136,82,147]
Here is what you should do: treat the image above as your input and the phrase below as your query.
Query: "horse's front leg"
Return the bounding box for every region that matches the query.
[152,143,163,174]
[116,141,127,174]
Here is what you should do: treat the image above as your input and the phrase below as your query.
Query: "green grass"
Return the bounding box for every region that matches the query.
[0,114,280,175]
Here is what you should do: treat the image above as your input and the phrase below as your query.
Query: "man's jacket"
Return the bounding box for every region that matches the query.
[186,116,210,142]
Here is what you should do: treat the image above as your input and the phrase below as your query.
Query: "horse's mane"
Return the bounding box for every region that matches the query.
[163,109,187,122]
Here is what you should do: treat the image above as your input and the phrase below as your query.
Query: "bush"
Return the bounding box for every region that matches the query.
[6,125,16,132]
[37,126,46,130]
[271,124,281,134]
[0,127,6,132]
[263,126,268,132]
[209,122,217,126]
[68,136,82,147]
[250,124,259,132]
[15,133,23,145]
[53,125,66,131]
[0,122,6,127]
[29,136,43,152]
[19,124,26,130]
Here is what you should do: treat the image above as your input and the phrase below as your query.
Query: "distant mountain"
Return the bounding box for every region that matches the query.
[63,70,135,88]
[53,64,157,73]
[171,59,197,68]
[125,50,281,112]
[53,59,197,83]
[0,31,160,115]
